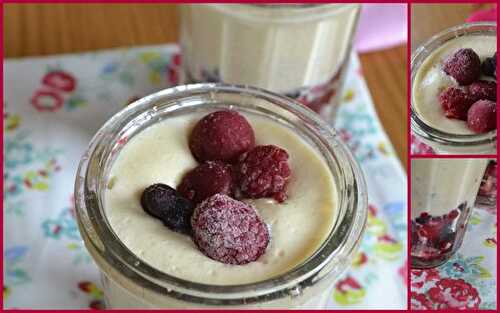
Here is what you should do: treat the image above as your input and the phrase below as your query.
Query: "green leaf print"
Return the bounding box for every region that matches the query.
[477,265,492,279]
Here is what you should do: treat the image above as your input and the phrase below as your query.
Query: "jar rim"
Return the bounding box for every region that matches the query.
[74,83,367,305]
[410,22,497,149]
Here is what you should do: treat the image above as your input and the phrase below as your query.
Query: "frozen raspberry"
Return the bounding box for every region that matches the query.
[467,100,497,133]
[236,145,291,202]
[189,110,255,163]
[468,80,496,102]
[178,161,234,204]
[141,184,194,234]
[443,48,481,85]
[191,194,269,265]
[481,52,496,78]
[438,87,475,120]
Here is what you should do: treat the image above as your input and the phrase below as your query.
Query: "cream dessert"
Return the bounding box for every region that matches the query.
[104,111,337,285]
[179,4,360,117]
[413,35,496,135]
[76,84,368,308]
[411,159,488,268]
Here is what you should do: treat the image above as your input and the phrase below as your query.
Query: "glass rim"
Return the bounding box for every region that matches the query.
[410,22,497,148]
[74,83,368,305]
[205,3,360,23]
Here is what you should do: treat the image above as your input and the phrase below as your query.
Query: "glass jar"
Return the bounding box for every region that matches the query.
[179,4,361,120]
[476,160,497,210]
[411,158,489,269]
[410,22,497,155]
[75,83,368,308]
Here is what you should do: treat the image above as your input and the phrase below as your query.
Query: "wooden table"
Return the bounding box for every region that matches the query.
[411,3,493,50]
[4,4,407,166]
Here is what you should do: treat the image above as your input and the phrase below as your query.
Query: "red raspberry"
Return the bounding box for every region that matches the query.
[443,48,481,85]
[467,100,496,133]
[236,145,291,202]
[468,80,496,102]
[191,194,269,265]
[178,161,234,204]
[189,110,255,163]
[438,87,475,121]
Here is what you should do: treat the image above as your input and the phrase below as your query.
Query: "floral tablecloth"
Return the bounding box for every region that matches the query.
[411,207,497,309]
[3,45,407,309]
[410,133,435,155]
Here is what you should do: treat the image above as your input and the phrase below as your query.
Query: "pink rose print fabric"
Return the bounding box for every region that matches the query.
[411,208,497,309]
[4,45,406,308]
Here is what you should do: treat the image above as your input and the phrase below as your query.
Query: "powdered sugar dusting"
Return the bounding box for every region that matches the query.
[191,194,269,265]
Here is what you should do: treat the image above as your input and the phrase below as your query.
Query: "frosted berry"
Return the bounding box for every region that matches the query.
[189,110,255,163]
[178,161,234,204]
[468,80,496,102]
[443,48,481,85]
[140,183,194,234]
[438,87,475,120]
[467,100,496,133]
[481,52,496,78]
[191,194,269,265]
[236,145,291,202]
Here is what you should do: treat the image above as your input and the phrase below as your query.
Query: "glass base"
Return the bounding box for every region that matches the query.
[411,253,452,269]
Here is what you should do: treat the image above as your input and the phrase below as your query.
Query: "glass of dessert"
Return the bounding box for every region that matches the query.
[476,159,497,210]
[75,83,368,308]
[411,158,489,269]
[411,22,497,154]
[179,4,361,120]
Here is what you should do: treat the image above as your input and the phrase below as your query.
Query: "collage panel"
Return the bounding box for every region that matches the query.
[410,158,497,309]
[409,3,498,311]
[4,3,408,310]
[410,3,497,156]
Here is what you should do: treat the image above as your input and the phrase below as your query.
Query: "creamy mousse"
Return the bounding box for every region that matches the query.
[104,111,337,285]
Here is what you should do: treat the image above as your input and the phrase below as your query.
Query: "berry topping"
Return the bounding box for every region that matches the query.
[189,110,255,163]
[467,100,497,133]
[178,161,234,204]
[468,80,497,102]
[443,48,481,85]
[141,184,176,218]
[438,87,475,120]
[191,194,269,265]
[161,196,194,235]
[140,184,194,234]
[481,52,497,78]
[236,145,291,202]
